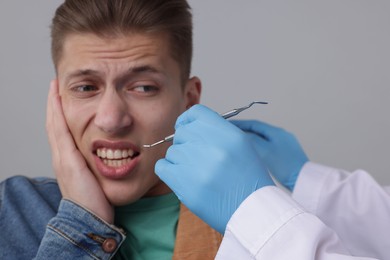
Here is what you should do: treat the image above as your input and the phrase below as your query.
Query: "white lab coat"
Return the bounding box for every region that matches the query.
[216,162,390,259]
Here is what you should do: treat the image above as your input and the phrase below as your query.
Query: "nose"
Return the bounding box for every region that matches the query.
[94,89,132,134]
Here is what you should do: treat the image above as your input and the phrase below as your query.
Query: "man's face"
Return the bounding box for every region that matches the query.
[57,32,200,206]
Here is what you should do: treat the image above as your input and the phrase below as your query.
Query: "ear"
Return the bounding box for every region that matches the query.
[183,76,202,109]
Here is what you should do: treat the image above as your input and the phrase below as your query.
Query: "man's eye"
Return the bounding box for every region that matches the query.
[73,85,97,92]
[132,85,158,93]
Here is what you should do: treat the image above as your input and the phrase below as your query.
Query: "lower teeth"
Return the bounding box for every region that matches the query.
[103,158,132,167]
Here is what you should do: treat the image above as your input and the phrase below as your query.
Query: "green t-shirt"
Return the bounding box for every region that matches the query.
[113,193,180,260]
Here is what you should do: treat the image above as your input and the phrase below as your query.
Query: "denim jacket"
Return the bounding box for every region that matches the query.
[0,176,125,260]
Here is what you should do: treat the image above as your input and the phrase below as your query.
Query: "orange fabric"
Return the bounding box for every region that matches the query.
[172,204,223,260]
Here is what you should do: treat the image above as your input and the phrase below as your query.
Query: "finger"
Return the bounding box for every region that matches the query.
[175,104,220,129]
[155,158,171,179]
[50,83,77,154]
[174,112,238,146]
[46,80,60,159]
[173,119,201,145]
[230,120,282,141]
[164,142,202,165]
[246,132,271,158]
[246,131,268,147]
[174,105,199,129]
[155,159,184,197]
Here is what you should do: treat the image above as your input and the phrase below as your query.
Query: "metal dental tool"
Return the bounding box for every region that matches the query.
[143,101,268,148]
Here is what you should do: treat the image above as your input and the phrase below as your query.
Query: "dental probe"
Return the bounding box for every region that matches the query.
[143,101,268,148]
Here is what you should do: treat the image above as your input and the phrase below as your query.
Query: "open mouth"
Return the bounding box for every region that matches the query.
[95,148,140,168]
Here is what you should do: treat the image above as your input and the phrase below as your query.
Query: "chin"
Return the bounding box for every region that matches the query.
[99,174,170,206]
[107,191,142,207]
[101,182,145,206]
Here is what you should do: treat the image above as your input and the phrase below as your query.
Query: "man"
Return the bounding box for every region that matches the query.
[157,111,389,259]
[0,0,224,259]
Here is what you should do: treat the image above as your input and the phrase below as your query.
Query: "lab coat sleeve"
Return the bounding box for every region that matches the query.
[216,186,376,260]
[293,162,390,259]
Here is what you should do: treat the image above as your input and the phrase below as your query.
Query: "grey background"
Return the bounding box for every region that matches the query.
[1,1,389,184]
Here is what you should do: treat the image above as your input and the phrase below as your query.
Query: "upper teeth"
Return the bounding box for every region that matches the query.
[97,148,135,159]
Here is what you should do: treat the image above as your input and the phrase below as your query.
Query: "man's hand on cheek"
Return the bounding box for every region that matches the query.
[46,80,114,223]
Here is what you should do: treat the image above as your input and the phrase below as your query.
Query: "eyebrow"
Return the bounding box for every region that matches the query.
[64,65,162,83]
[64,69,101,82]
[130,65,159,74]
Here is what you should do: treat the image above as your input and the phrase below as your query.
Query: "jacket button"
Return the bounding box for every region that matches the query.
[102,238,117,253]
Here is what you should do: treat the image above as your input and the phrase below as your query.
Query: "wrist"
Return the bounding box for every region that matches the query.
[66,198,114,224]
[284,160,308,191]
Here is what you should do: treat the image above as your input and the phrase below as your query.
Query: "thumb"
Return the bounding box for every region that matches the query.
[155,158,172,181]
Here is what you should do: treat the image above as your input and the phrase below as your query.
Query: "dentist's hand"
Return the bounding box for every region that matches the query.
[46,80,113,223]
[155,105,274,234]
[232,120,308,191]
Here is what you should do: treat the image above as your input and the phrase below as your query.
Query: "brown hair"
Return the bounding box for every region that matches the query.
[51,0,193,82]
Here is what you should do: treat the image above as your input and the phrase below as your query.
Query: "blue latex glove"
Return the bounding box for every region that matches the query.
[155,105,274,234]
[231,120,309,191]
